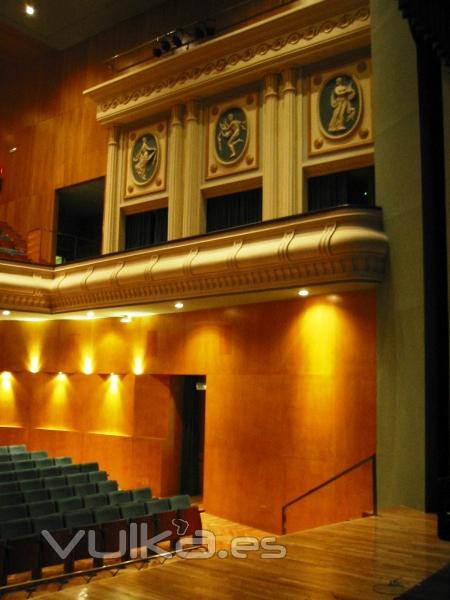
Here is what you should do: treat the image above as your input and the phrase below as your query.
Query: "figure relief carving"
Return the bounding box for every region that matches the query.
[319,74,361,139]
[215,107,248,163]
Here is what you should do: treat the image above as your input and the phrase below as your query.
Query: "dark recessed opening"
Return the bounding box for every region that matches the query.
[206,188,262,233]
[55,178,104,263]
[308,166,375,211]
[124,207,168,250]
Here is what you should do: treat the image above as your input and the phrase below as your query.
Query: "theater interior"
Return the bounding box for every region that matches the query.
[0,0,449,598]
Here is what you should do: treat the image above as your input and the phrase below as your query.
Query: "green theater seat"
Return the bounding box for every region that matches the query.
[28,500,57,518]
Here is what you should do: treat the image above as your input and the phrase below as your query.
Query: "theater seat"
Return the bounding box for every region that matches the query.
[28,500,57,518]
[8,445,27,455]
[97,480,118,494]
[88,470,107,483]
[168,494,191,510]
[15,468,39,481]
[83,493,108,509]
[120,502,146,520]
[44,476,67,489]
[145,498,171,514]
[0,482,20,494]
[34,513,74,575]
[50,486,74,500]
[0,503,28,523]
[57,496,83,513]
[34,458,54,469]
[30,450,48,460]
[109,490,132,505]
[20,478,44,491]
[66,473,88,486]
[94,505,127,562]
[0,491,24,507]
[40,466,61,478]
[54,456,72,466]
[74,482,97,497]
[80,462,99,473]
[131,487,152,502]
[60,464,80,475]
[23,489,49,503]
[0,517,41,582]
[0,463,14,472]
[64,509,101,566]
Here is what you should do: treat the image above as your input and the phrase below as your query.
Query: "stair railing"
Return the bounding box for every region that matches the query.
[282,454,377,534]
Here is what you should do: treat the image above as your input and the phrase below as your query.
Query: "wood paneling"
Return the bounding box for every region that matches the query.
[0,291,376,533]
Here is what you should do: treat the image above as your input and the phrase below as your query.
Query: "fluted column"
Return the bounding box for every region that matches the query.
[279,68,298,217]
[263,73,279,220]
[167,104,184,240]
[102,126,121,254]
[182,99,204,237]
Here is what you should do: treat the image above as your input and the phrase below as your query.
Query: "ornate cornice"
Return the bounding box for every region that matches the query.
[0,208,387,314]
[85,1,370,125]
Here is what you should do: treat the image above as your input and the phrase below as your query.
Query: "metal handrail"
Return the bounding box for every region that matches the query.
[282,454,377,534]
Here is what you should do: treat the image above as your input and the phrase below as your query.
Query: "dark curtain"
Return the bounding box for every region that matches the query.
[308,166,375,212]
[180,376,205,496]
[206,188,262,232]
[125,208,168,250]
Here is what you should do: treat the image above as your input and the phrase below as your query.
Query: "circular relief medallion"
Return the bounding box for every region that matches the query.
[319,74,362,139]
[131,133,159,185]
[215,107,248,164]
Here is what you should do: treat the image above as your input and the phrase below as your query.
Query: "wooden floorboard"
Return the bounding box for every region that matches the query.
[5,507,450,599]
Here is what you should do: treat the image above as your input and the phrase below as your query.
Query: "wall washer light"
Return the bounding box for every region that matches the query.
[25,4,35,16]
[2,310,11,316]
[174,302,184,309]
[298,289,310,297]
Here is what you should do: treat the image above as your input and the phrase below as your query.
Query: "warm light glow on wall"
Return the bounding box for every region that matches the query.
[82,355,94,375]
[56,371,67,382]
[29,353,41,373]
[133,356,144,375]
[109,372,119,392]
[298,302,339,377]
[1,371,12,391]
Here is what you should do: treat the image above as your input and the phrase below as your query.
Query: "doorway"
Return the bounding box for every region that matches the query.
[179,375,206,497]
[54,178,104,263]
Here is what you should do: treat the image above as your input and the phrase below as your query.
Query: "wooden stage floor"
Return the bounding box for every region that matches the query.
[7,507,450,600]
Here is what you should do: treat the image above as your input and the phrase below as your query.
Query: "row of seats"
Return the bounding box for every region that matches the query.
[0,489,154,533]
[0,496,201,586]
[0,460,97,476]
[0,462,98,484]
[0,470,106,499]
[0,478,117,509]
[0,444,28,455]
[0,457,78,472]
[0,469,106,495]
[0,451,48,464]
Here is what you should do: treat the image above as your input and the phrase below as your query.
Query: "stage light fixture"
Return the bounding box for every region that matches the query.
[172,33,183,47]
[160,38,171,52]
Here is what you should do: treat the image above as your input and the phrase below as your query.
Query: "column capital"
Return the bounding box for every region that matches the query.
[281,67,297,95]
[170,104,184,127]
[264,73,279,99]
[185,99,202,122]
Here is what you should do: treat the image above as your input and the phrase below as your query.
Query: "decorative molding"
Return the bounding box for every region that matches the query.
[84,4,370,125]
[0,208,387,314]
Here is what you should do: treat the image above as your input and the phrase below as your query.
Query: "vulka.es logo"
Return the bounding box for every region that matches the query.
[41,522,287,561]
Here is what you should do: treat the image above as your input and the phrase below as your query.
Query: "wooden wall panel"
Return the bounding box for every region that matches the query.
[0,291,376,533]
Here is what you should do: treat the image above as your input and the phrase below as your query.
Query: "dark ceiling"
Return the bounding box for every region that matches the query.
[0,0,165,50]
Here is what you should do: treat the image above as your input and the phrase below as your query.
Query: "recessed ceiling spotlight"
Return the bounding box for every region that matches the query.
[9,147,17,153]
[86,311,95,319]
[298,289,309,297]
[24,4,35,16]
[120,315,132,323]
[2,310,11,316]
[174,302,184,309]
